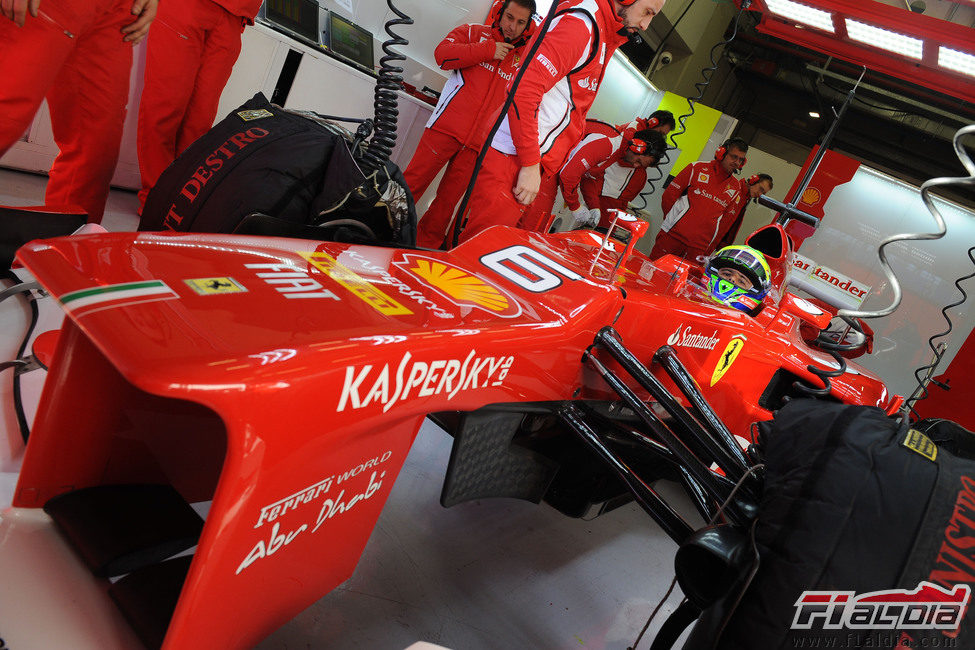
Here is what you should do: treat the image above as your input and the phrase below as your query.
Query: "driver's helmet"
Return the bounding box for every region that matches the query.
[704,245,771,312]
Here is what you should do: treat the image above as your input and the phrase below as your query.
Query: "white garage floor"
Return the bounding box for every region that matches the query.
[0,168,697,649]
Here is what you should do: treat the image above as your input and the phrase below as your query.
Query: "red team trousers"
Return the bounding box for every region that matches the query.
[459,148,559,243]
[0,0,134,222]
[137,0,245,208]
[412,144,479,249]
[403,129,475,248]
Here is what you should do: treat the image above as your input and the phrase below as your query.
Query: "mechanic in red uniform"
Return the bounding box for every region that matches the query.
[715,172,773,250]
[409,0,536,249]
[651,137,749,260]
[574,109,673,228]
[136,0,263,211]
[520,112,671,231]
[0,0,157,222]
[585,108,675,141]
[558,128,666,229]
[458,0,666,243]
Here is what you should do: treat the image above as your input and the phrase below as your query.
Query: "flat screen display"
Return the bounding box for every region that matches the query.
[326,12,374,71]
[264,0,321,46]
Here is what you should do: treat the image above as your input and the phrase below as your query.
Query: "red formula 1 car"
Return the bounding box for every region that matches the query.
[0,218,903,648]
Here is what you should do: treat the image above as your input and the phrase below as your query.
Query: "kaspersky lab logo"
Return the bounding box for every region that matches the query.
[792,582,970,631]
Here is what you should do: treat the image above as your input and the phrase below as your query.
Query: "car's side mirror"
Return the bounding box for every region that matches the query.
[777,293,832,330]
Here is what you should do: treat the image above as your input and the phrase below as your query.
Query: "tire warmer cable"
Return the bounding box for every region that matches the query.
[1,270,39,444]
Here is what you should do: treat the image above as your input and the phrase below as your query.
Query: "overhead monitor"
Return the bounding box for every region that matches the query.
[261,0,323,47]
[325,11,375,72]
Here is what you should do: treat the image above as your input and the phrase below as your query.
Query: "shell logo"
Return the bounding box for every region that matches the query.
[396,254,522,318]
[801,187,822,206]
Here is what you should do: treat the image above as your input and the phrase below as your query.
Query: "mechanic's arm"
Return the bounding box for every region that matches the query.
[593,177,639,223]
[579,175,603,213]
[2,0,39,27]
[435,24,500,70]
[121,0,156,44]
[661,164,692,216]
[599,195,626,214]
[508,14,591,204]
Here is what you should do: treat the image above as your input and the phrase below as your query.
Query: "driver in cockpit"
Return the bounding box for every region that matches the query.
[703,245,772,314]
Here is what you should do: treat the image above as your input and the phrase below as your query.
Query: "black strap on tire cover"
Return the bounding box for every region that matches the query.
[649,599,703,650]
[896,447,975,648]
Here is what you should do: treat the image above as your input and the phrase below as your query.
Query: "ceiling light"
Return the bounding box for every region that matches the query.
[845,19,923,59]
[765,0,835,32]
[939,46,975,77]
[808,111,820,118]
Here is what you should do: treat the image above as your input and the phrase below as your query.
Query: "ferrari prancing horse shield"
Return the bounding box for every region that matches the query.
[712,336,746,386]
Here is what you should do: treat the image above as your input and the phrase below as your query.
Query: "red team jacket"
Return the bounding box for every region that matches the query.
[558,131,626,210]
[581,161,648,215]
[585,117,649,141]
[425,22,524,149]
[660,159,746,253]
[212,0,263,22]
[491,0,627,173]
[577,118,651,217]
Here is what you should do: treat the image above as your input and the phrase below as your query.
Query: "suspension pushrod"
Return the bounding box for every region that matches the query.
[595,328,750,482]
[651,344,753,478]
[677,466,717,524]
[583,407,718,522]
[583,352,747,523]
[559,404,693,544]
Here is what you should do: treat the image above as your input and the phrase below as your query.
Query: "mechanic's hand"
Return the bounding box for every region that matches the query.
[513,164,541,205]
[570,206,599,229]
[582,208,601,229]
[121,0,156,44]
[493,41,514,61]
[2,0,40,27]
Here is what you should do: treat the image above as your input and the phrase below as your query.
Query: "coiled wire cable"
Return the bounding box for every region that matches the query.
[793,350,847,399]
[360,0,413,174]
[668,3,748,156]
[898,125,975,411]
[906,248,974,412]
[630,149,670,212]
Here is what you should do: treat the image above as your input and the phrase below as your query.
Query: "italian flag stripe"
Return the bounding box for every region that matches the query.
[60,280,176,311]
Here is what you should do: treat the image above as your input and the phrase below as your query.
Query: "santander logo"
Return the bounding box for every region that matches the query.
[667,325,721,350]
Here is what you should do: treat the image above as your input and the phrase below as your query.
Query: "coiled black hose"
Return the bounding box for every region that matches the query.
[360,0,413,174]
[793,350,847,399]
[668,4,748,156]
[631,148,670,211]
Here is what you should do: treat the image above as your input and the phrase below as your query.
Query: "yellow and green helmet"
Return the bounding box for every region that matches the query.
[704,245,772,312]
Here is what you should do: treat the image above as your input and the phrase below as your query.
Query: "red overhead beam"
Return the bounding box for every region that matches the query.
[740,0,975,105]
